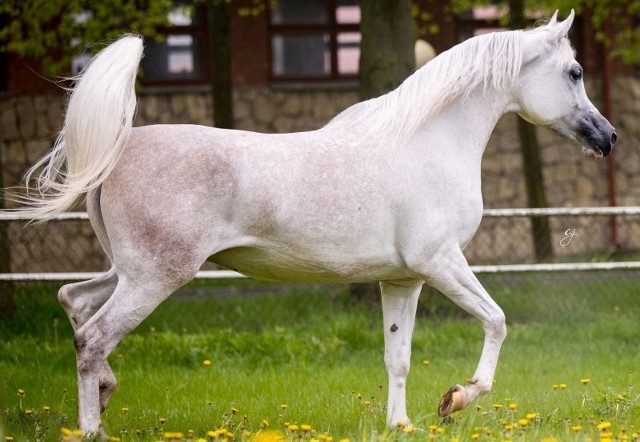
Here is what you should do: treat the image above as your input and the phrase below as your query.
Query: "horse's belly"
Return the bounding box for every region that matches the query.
[209,246,408,284]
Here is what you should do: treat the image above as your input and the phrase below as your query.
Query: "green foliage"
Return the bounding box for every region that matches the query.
[0,0,173,75]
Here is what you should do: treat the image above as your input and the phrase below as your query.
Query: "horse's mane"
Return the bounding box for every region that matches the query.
[326,29,525,141]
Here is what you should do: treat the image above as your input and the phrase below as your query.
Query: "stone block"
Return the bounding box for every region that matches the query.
[0,99,20,141]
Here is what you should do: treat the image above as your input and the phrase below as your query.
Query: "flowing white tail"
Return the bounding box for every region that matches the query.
[17,35,143,220]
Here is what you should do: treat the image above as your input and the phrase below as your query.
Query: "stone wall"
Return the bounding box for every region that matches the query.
[2,77,640,272]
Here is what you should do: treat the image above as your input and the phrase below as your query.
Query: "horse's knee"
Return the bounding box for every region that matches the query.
[485,308,507,343]
[385,352,411,385]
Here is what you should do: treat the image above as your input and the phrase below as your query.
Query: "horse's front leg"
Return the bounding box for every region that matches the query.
[412,245,506,416]
[380,280,423,428]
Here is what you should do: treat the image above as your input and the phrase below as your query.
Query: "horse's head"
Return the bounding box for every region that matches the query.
[516,10,617,158]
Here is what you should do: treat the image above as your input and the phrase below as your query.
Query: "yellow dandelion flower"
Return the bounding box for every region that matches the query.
[402,426,416,433]
[580,378,591,385]
[492,403,503,409]
[261,419,269,428]
[471,433,480,440]
[196,439,207,442]
[253,431,285,442]
[364,400,370,406]
[541,438,559,442]
[159,417,166,424]
[508,403,518,410]
[503,424,514,431]
[597,422,612,431]
[300,424,312,432]
[422,359,430,366]
[122,407,129,414]
[526,412,537,420]
[5,437,15,441]
[24,409,33,416]
[43,406,50,412]
[60,428,73,436]
[552,384,559,390]
[203,359,212,366]
[571,425,583,432]
[287,424,299,432]
[17,389,25,397]
[338,439,350,442]
[280,404,287,410]
[559,383,568,389]
[517,418,529,427]
[428,424,439,432]
[163,432,184,440]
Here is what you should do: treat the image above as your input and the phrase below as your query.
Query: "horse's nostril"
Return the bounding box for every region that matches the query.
[611,131,618,145]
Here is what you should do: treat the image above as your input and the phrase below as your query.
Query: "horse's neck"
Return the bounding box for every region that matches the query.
[411,86,515,161]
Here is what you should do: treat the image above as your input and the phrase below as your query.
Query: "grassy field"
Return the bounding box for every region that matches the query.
[1,272,639,441]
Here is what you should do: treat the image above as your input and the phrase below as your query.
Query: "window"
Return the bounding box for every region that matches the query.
[270,0,360,82]
[141,3,209,85]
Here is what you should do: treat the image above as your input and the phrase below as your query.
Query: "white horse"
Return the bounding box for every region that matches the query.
[15,10,615,435]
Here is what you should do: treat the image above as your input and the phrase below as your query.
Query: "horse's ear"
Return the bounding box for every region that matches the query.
[552,9,575,41]
[556,9,576,37]
[548,10,559,25]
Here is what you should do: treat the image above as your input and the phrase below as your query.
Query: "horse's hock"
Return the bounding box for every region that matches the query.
[2,78,640,272]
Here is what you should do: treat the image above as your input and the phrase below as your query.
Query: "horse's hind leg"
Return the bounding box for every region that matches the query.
[380,280,423,428]
[58,268,119,411]
[411,245,506,416]
[74,274,186,435]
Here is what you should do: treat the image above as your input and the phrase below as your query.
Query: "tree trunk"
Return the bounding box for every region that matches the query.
[0,142,16,318]
[358,0,416,99]
[350,0,416,302]
[509,0,553,262]
[208,1,234,129]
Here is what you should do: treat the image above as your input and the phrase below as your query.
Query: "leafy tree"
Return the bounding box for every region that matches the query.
[0,0,235,128]
[0,0,173,75]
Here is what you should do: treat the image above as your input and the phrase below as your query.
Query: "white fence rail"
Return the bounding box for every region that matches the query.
[2,207,640,282]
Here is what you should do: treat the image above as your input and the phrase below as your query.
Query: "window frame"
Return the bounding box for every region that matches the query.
[268,0,360,83]
[140,4,211,87]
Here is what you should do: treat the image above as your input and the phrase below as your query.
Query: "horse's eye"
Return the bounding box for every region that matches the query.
[569,65,583,82]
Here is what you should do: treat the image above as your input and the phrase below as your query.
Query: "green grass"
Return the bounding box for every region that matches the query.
[1,273,640,441]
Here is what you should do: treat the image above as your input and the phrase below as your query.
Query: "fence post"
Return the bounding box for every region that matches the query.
[0,144,16,317]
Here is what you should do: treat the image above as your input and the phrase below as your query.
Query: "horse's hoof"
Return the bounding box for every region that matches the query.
[438,384,465,417]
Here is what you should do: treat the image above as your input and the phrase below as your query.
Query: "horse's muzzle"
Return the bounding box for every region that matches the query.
[577,111,617,158]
